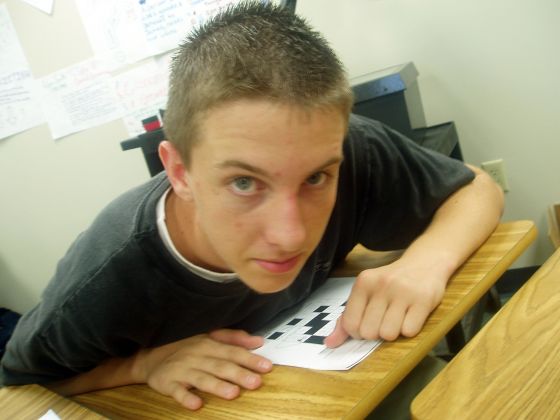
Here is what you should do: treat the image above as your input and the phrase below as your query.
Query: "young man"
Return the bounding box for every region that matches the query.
[0,1,503,411]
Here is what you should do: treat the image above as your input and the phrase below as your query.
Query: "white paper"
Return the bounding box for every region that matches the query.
[19,0,54,15]
[0,5,44,140]
[74,0,147,68]
[0,71,44,140]
[113,59,169,136]
[195,0,242,22]
[75,0,210,69]
[253,277,382,370]
[136,0,198,56]
[38,59,123,139]
[38,409,61,420]
[74,0,246,70]
[0,5,29,74]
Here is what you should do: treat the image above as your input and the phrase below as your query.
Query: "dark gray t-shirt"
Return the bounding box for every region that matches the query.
[0,115,474,386]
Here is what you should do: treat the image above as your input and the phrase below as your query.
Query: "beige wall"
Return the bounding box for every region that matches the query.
[298,0,558,266]
[1,0,558,313]
[0,0,151,313]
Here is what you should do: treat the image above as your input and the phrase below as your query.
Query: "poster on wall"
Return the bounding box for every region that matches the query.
[3,0,247,141]
[0,4,44,140]
[74,0,241,70]
[113,55,171,137]
[37,59,124,140]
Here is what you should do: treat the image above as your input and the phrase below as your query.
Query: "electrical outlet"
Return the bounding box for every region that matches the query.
[481,159,509,192]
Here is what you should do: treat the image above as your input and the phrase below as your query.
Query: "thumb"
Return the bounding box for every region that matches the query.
[324,318,349,348]
[209,329,264,349]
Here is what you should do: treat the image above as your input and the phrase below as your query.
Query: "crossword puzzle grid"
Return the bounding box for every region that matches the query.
[266,303,346,345]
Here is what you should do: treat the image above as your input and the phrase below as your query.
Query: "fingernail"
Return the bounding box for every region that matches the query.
[223,384,239,399]
[259,359,272,370]
[245,374,260,388]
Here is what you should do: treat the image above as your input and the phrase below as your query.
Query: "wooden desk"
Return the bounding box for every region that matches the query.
[411,239,560,420]
[73,221,536,420]
[0,384,105,419]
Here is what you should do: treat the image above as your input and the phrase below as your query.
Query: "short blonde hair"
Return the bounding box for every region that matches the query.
[164,1,353,166]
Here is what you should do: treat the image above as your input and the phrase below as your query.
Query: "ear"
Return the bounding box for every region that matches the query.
[158,141,193,200]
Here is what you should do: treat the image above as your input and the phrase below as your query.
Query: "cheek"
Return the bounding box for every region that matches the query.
[223,210,255,237]
[312,189,337,216]
[303,193,337,232]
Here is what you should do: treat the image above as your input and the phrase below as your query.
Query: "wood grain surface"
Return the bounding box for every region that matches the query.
[412,244,560,420]
[0,384,105,419]
[70,221,536,420]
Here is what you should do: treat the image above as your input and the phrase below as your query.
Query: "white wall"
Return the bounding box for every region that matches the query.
[0,0,151,313]
[1,0,558,314]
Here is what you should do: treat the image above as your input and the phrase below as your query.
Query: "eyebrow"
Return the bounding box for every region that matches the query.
[216,156,344,178]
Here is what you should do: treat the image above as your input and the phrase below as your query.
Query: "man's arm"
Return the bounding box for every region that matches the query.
[46,329,272,410]
[326,165,504,346]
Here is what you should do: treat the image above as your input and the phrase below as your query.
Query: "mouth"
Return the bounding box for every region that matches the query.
[254,254,301,274]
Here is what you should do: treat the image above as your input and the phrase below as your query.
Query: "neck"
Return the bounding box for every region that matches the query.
[165,191,230,273]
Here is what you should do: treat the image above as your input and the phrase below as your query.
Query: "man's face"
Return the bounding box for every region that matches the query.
[181,99,346,293]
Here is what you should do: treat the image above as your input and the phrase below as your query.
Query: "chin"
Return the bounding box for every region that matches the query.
[243,273,298,294]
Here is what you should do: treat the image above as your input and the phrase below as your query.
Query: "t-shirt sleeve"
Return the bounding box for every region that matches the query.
[344,115,475,251]
[0,305,111,385]
[0,214,162,386]
[0,263,157,386]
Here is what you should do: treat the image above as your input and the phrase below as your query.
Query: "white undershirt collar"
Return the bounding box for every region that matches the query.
[156,188,237,283]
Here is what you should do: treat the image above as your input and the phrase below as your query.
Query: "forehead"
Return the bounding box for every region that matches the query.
[193,99,347,161]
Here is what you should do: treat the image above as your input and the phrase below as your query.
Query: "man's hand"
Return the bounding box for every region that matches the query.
[326,165,504,348]
[133,329,272,410]
[325,261,447,348]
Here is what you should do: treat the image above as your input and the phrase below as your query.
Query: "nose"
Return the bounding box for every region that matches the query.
[264,194,306,252]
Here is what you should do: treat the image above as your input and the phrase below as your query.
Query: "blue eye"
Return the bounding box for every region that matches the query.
[231,176,256,193]
[306,172,327,186]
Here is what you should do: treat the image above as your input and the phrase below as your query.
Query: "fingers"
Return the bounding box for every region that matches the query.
[339,282,368,339]
[324,318,349,348]
[209,329,264,350]
[167,382,203,410]
[377,300,408,341]
[343,297,406,341]
[181,366,242,399]
[145,331,274,411]
[163,371,240,410]
[357,297,389,340]
[153,355,262,408]
[205,333,272,374]
[401,303,431,337]
[195,355,264,391]
[341,274,390,341]
[335,267,442,342]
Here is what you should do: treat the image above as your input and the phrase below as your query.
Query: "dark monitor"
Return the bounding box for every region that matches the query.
[351,62,426,140]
